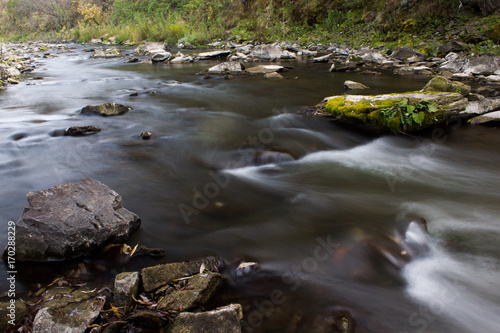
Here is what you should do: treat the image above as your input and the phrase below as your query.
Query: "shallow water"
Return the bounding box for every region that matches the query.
[1,46,499,332]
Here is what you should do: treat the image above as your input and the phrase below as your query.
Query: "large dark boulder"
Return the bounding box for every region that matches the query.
[5,178,141,261]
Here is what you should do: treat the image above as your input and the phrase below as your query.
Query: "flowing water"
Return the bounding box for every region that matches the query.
[1,46,500,332]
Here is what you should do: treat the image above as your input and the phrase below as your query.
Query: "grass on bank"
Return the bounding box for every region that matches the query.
[0,0,499,54]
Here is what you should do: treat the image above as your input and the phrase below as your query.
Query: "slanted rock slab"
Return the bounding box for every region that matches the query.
[171,304,243,333]
[32,285,107,333]
[81,103,131,116]
[197,50,231,60]
[157,271,225,311]
[469,110,500,125]
[205,62,245,75]
[246,65,284,74]
[344,80,369,90]
[6,178,140,261]
[142,256,222,292]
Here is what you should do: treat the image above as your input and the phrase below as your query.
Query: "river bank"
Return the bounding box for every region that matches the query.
[1,41,500,332]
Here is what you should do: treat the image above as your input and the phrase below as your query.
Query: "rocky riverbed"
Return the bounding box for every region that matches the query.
[2,39,500,332]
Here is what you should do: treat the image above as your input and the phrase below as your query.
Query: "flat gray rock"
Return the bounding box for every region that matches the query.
[7,178,140,261]
[171,304,243,333]
[81,103,131,116]
[469,110,500,125]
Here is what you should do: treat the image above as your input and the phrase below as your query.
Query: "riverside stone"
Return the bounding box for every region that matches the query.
[421,76,471,96]
[6,178,140,261]
[157,272,225,311]
[206,62,245,74]
[114,272,140,311]
[344,80,369,90]
[171,304,243,333]
[314,91,468,133]
[197,50,231,60]
[32,285,107,333]
[469,110,500,124]
[246,65,284,74]
[141,256,223,292]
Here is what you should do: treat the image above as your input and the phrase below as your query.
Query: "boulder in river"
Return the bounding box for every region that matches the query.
[151,52,173,63]
[64,125,101,136]
[469,110,500,125]
[314,91,468,133]
[197,50,231,60]
[171,304,243,333]
[246,65,284,74]
[421,76,471,96]
[344,80,370,90]
[5,178,141,261]
[205,62,246,75]
[134,42,166,55]
[81,102,131,116]
[91,47,122,58]
[251,45,283,60]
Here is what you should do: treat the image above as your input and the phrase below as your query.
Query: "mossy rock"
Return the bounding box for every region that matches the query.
[487,22,500,42]
[421,76,471,97]
[315,92,468,133]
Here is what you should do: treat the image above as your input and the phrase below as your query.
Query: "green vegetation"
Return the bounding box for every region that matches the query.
[0,0,499,51]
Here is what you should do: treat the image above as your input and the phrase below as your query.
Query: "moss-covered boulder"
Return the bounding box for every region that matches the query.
[421,76,471,97]
[314,92,468,133]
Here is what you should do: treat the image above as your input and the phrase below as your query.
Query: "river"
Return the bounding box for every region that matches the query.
[1,45,499,332]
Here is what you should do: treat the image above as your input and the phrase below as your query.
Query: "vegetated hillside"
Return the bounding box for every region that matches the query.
[0,0,499,51]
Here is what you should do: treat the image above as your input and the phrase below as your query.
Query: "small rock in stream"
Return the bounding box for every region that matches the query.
[81,103,131,116]
[140,131,152,140]
[64,125,101,136]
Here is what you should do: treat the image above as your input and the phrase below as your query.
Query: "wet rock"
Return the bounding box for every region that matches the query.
[0,300,27,331]
[81,103,131,116]
[156,271,225,311]
[344,80,369,90]
[439,40,468,54]
[440,55,500,75]
[6,178,141,261]
[246,65,284,74]
[114,271,140,311]
[252,45,283,60]
[312,53,332,63]
[126,57,139,63]
[32,285,107,332]
[128,310,169,325]
[205,62,245,75]
[469,110,500,124]
[421,76,471,96]
[90,38,102,44]
[141,256,222,292]
[64,125,101,136]
[171,304,243,333]
[394,66,433,75]
[390,47,423,61]
[235,261,262,277]
[92,47,121,58]
[477,86,500,97]
[140,131,152,140]
[264,72,283,79]
[151,52,172,63]
[134,42,166,56]
[462,98,500,116]
[315,91,468,133]
[170,51,194,63]
[197,50,231,60]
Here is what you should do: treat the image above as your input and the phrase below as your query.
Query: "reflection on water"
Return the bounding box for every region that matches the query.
[0,46,499,332]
